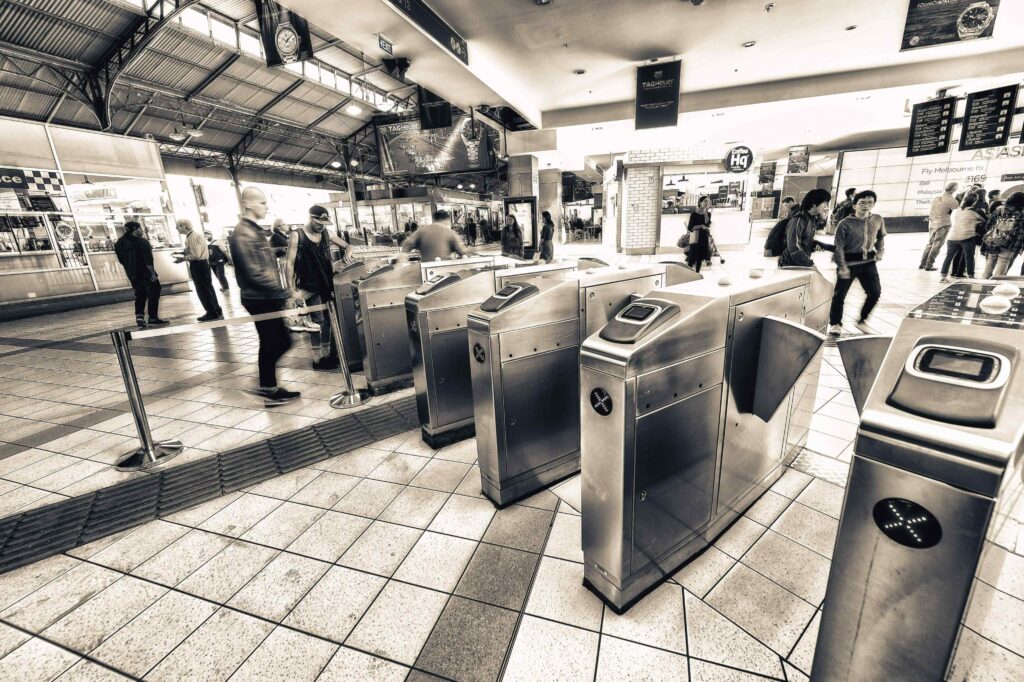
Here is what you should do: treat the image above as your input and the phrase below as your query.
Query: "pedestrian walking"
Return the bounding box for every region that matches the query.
[539,211,555,263]
[940,192,986,282]
[207,232,231,292]
[828,190,886,335]
[114,221,169,329]
[177,219,223,322]
[283,205,354,371]
[919,182,958,271]
[981,192,1024,278]
[230,187,301,406]
[779,189,832,267]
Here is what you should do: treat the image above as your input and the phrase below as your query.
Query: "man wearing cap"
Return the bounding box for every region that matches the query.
[282,205,354,370]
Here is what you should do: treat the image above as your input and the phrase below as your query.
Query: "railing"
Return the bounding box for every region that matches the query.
[110,301,368,471]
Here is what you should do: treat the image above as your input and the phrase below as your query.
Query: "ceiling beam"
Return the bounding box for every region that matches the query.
[256,79,303,116]
[305,97,352,129]
[44,92,66,123]
[185,53,240,101]
[351,64,384,79]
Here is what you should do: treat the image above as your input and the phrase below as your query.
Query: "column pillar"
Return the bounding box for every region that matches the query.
[507,154,539,198]
[538,168,562,243]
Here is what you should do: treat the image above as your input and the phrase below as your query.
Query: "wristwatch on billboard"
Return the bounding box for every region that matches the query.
[275,20,300,63]
[957,2,995,40]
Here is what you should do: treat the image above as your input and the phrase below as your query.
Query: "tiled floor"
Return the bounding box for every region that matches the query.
[0,234,1022,680]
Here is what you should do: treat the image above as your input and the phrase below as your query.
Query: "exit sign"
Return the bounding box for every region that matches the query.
[378,34,393,55]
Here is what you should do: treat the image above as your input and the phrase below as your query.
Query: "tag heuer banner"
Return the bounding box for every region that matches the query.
[255,0,314,67]
[901,0,1001,51]
[635,61,681,130]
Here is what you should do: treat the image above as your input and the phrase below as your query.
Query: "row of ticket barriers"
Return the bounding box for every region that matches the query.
[334,254,1024,680]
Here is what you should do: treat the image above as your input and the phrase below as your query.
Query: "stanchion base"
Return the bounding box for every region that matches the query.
[329,390,371,410]
[115,440,184,471]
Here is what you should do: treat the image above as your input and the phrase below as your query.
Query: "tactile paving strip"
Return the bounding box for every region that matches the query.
[0,395,419,574]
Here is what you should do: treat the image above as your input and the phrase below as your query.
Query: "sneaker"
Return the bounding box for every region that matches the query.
[262,387,301,406]
[312,356,340,371]
[827,324,843,336]
[198,314,217,322]
[302,319,322,332]
[854,319,872,334]
[136,316,147,329]
[925,267,937,271]
[939,276,949,283]
[147,318,171,326]
[287,321,307,332]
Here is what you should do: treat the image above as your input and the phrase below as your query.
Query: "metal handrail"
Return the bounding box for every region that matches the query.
[111,302,368,472]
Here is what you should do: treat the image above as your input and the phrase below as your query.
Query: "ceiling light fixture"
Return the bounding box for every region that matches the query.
[845,25,858,31]
[183,126,203,138]
[469,183,476,189]
[742,40,756,48]
[345,104,363,116]
[330,160,342,168]
[349,158,359,167]
[535,0,552,5]
[574,69,586,75]
[457,183,464,189]
[169,128,187,142]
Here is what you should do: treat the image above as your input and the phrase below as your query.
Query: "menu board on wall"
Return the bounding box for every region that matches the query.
[907,97,956,157]
[635,61,681,130]
[901,0,1001,51]
[959,84,1019,151]
[757,162,777,186]
[788,146,810,174]
[377,115,492,176]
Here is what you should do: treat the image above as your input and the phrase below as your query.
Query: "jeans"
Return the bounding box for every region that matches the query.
[829,260,881,325]
[919,225,950,268]
[188,260,222,317]
[940,239,976,277]
[983,250,1018,279]
[304,292,333,354]
[242,297,293,388]
[211,262,230,290]
[131,278,161,319]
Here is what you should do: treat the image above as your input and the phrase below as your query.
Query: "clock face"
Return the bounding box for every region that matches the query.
[960,6,991,29]
[276,26,299,56]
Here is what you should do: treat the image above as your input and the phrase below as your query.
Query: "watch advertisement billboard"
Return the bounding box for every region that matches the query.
[901,0,1001,51]
[254,0,314,68]
[377,115,493,177]
[635,61,681,130]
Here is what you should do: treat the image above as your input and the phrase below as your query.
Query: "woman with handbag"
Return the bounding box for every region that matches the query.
[685,196,712,272]
[981,192,1024,279]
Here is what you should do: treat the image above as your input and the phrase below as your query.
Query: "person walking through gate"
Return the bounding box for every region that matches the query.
[501,213,525,258]
[685,195,713,272]
[230,187,301,406]
[920,182,959,271]
[828,190,886,335]
[539,210,555,263]
[115,221,169,329]
[940,192,986,282]
[778,189,832,267]
[283,205,354,371]
[401,209,468,262]
[177,219,223,322]
[207,231,231,292]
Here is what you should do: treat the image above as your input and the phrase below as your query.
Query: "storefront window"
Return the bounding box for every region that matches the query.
[63,173,180,250]
[372,204,396,234]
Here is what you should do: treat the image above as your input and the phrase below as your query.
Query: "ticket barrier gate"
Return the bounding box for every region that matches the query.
[579,268,831,611]
[407,260,601,448]
[356,256,503,395]
[813,281,1024,682]
[333,260,369,372]
[468,263,700,506]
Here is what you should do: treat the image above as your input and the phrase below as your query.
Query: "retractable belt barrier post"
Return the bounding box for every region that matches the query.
[110,303,364,471]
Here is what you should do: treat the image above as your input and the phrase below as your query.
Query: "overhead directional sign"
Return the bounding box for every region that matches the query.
[387,0,468,64]
[377,34,394,55]
[959,84,1018,152]
[907,97,956,157]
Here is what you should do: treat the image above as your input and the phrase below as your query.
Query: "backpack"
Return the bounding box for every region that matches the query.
[982,213,1015,252]
[764,216,790,257]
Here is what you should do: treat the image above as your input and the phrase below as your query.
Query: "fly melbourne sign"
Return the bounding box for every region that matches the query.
[635,61,681,130]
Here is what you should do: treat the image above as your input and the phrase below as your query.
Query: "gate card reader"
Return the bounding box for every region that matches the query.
[814,284,1024,681]
[580,268,831,612]
[406,260,582,449]
[469,263,701,507]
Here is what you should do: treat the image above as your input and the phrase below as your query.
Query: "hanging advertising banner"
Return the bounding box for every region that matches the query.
[254,0,314,67]
[901,0,1001,51]
[386,0,468,65]
[788,145,810,174]
[635,61,681,131]
[758,161,777,186]
[907,97,957,157]
[959,84,1019,152]
[503,196,536,249]
[376,115,492,176]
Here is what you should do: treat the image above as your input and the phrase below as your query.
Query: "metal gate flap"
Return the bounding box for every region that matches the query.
[836,335,892,415]
[753,316,826,421]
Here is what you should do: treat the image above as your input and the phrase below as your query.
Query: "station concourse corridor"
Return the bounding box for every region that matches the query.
[0,236,1018,681]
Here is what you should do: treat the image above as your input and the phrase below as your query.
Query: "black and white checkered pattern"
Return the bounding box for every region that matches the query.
[23,170,63,193]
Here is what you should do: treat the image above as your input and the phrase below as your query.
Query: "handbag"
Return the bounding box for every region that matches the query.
[688,228,701,245]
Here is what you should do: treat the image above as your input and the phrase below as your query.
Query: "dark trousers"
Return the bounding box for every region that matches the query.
[829,260,881,325]
[940,239,976,277]
[211,262,230,290]
[242,298,292,388]
[189,260,222,316]
[131,278,161,319]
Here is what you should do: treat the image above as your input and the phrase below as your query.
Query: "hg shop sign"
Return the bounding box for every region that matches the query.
[0,168,27,190]
[724,146,754,173]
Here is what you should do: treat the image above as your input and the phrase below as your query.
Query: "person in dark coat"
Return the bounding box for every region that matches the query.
[114,221,169,328]
[539,211,555,263]
[779,189,833,268]
[501,213,524,258]
[685,196,713,272]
